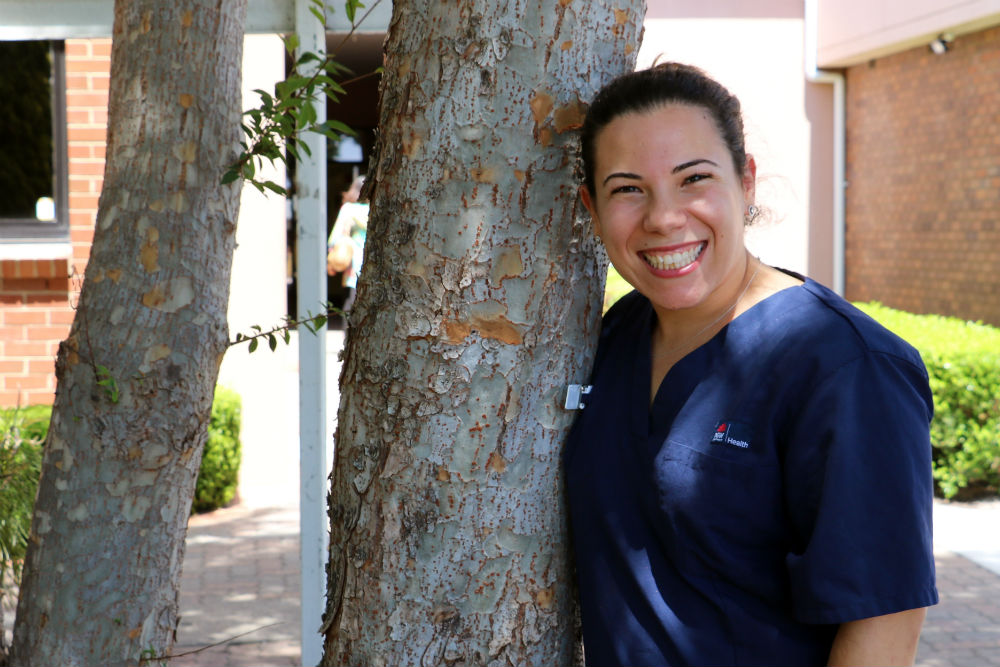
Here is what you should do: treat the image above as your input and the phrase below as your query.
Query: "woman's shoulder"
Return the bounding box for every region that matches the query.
[601,289,650,338]
[753,274,932,421]
[604,288,646,317]
[584,290,649,378]
[772,274,927,375]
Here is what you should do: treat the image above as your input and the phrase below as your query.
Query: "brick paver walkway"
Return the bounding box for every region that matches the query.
[4,498,997,666]
[170,504,301,666]
[918,553,1000,666]
[163,499,1000,667]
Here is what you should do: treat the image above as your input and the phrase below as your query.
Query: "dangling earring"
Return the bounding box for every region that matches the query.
[744,204,759,224]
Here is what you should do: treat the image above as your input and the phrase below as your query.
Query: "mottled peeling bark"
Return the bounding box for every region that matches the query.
[10,1,247,665]
[322,1,644,665]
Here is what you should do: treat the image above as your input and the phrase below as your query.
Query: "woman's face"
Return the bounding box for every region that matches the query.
[581,103,755,315]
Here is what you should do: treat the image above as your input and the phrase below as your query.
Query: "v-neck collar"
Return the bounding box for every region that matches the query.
[634,277,810,439]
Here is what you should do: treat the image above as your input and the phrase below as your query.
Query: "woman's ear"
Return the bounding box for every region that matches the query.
[742,154,757,204]
[579,185,602,239]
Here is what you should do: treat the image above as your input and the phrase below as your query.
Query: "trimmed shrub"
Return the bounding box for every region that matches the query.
[856,303,1000,499]
[604,265,633,313]
[192,387,242,514]
[1,388,242,619]
[1,405,51,444]
[0,385,243,568]
[0,409,44,597]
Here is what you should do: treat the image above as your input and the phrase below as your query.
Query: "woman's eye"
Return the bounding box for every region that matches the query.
[683,173,711,185]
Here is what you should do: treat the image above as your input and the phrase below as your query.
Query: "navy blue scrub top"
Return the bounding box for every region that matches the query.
[564,277,938,667]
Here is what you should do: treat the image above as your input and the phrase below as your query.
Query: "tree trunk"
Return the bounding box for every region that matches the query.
[322,1,644,664]
[10,1,246,665]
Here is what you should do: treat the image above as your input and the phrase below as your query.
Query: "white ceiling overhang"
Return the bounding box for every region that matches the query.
[0,0,391,39]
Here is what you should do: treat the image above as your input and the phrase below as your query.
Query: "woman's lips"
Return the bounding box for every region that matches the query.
[640,241,707,273]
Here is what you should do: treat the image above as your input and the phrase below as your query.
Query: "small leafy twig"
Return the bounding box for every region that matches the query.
[230,303,342,353]
[137,622,283,663]
[95,365,120,404]
[139,643,166,667]
[222,0,382,195]
[73,292,121,405]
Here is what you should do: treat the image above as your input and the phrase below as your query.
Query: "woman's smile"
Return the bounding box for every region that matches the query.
[640,241,707,275]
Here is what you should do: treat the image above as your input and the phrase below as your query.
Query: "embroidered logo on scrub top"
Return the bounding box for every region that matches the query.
[711,421,751,450]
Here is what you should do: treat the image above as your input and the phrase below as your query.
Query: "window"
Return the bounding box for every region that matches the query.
[0,40,69,241]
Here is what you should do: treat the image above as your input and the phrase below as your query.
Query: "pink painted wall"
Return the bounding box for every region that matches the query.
[817,0,1000,66]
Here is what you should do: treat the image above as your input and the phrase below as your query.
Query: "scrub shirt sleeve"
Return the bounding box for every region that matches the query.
[782,350,938,625]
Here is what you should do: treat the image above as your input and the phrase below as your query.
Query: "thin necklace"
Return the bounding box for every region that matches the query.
[655,262,760,359]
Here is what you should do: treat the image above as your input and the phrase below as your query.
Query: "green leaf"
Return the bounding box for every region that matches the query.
[262,180,287,196]
[326,119,356,136]
[300,102,317,127]
[345,0,365,23]
[282,34,300,54]
[320,78,348,97]
[296,52,321,67]
[313,74,343,93]
[255,91,274,111]
[323,60,352,76]
[276,112,296,132]
[95,365,120,404]
[277,76,313,100]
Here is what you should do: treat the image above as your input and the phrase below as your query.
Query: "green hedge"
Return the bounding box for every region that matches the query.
[192,387,242,514]
[604,265,633,313]
[856,303,1000,499]
[0,387,243,592]
[0,409,44,594]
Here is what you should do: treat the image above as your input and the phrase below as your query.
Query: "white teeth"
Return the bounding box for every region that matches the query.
[642,243,705,271]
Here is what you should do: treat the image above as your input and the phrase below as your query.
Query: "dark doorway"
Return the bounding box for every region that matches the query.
[286,31,383,328]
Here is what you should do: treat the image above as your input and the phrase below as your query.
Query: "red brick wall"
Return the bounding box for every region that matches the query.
[0,38,109,406]
[844,25,1000,326]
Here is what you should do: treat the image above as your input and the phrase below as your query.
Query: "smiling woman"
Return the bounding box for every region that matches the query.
[564,62,938,667]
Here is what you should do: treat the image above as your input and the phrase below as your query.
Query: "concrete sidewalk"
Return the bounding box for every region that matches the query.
[169,330,1000,666]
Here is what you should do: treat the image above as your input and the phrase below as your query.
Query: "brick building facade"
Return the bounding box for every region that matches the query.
[0,39,109,405]
[2,8,998,408]
[844,24,1000,326]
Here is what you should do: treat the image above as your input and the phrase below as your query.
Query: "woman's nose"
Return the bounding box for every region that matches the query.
[643,194,686,233]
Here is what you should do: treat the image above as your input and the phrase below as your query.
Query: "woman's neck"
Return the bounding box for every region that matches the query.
[652,253,758,356]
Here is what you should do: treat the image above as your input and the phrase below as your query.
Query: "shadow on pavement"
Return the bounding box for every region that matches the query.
[172,504,302,667]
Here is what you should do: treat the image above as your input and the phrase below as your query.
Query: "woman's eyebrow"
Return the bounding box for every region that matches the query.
[602,172,641,186]
[601,159,720,186]
[672,158,718,173]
